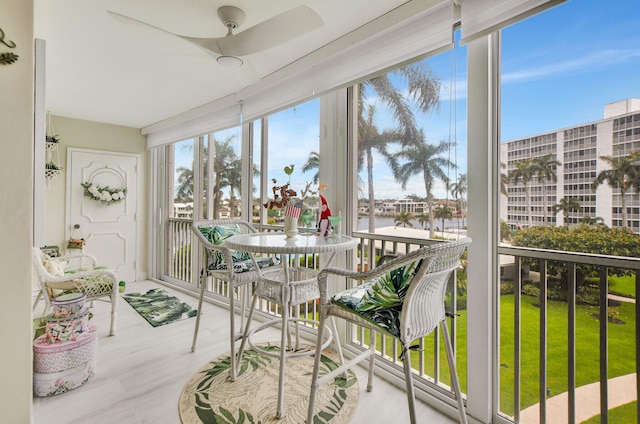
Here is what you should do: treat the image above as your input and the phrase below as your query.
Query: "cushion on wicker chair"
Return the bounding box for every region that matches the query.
[45,259,67,276]
[199,224,251,269]
[331,260,420,338]
[208,256,279,272]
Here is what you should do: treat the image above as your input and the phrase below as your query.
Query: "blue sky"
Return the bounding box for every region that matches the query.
[500,0,640,142]
[177,0,640,201]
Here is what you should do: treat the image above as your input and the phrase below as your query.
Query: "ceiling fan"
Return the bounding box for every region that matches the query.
[107,5,323,67]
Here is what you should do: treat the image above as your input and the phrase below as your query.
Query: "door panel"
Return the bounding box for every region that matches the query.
[67,148,139,282]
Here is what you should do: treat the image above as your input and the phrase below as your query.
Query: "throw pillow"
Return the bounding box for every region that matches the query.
[353,260,418,312]
[199,224,251,269]
[45,259,68,276]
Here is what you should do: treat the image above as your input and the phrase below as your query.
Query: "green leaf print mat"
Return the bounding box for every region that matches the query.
[179,344,359,423]
[122,288,197,327]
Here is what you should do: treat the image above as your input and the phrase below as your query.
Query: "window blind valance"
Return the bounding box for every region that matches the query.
[459,0,567,44]
[144,0,569,148]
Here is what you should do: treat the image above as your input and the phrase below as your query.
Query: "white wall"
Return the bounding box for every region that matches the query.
[44,116,148,276]
[0,0,35,421]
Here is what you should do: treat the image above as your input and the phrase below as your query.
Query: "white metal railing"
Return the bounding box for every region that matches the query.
[497,244,640,424]
[165,218,467,405]
[167,218,640,422]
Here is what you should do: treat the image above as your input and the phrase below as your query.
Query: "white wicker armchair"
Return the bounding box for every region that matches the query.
[32,247,119,336]
[307,237,472,424]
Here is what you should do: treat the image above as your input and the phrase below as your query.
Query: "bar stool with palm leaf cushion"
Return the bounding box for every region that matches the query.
[191,219,279,381]
[307,238,472,424]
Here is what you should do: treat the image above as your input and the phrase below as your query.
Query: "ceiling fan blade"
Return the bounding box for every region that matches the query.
[107,11,224,55]
[214,5,323,57]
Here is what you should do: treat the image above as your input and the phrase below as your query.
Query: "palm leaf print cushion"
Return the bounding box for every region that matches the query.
[332,261,418,338]
[199,224,251,269]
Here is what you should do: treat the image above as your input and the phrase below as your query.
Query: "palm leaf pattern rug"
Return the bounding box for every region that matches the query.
[122,288,197,327]
[179,344,359,423]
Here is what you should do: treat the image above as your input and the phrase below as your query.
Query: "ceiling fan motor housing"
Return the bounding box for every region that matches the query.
[217,6,245,30]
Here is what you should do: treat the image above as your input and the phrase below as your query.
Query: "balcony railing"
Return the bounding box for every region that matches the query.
[165,218,640,422]
[165,218,468,407]
[498,244,640,424]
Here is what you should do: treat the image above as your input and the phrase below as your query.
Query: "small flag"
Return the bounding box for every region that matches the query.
[285,204,301,219]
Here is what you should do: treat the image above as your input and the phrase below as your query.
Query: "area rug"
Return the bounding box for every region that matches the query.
[179,344,359,423]
[122,288,197,327]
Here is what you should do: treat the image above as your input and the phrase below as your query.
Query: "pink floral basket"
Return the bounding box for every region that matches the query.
[33,326,98,373]
[44,308,90,343]
[52,292,87,316]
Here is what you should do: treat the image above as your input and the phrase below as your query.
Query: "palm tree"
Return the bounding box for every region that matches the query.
[500,162,509,196]
[358,105,404,233]
[224,159,243,218]
[358,61,441,233]
[508,158,536,227]
[417,212,430,230]
[580,216,607,227]
[174,165,194,203]
[592,152,640,229]
[533,154,561,226]
[396,134,456,239]
[553,197,581,225]
[394,211,414,228]
[434,204,453,238]
[360,61,441,143]
[449,173,467,230]
[211,136,240,219]
[301,151,320,184]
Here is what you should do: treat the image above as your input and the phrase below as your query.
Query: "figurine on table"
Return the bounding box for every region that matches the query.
[316,194,333,236]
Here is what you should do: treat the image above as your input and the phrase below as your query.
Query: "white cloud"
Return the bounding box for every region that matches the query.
[502,49,640,84]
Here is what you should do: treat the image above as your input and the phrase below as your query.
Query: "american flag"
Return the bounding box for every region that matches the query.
[284,204,301,219]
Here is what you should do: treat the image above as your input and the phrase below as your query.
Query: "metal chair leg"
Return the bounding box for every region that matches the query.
[441,320,468,424]
[307,313,327,423]
[235,292,258,368]
[191,269,207,352]
[403,347,418,424]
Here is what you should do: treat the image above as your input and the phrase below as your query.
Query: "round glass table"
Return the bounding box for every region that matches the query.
[224,232,358,419]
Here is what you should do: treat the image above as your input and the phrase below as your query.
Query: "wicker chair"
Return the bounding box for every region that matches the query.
[307,237,472,424]
[32,247,119,336]
[191,219,279,381]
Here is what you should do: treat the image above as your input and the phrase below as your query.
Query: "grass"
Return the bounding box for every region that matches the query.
[354,293,636,417]
[582,401,637,423]
[499,294,636,416]
[608,274,636,298]
[306,284,637,419]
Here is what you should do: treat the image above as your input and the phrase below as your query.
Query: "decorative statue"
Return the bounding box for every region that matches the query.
[316,194,333,236]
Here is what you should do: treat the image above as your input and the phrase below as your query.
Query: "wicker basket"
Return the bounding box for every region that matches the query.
[33,326,98,373]
[257,267,319,306]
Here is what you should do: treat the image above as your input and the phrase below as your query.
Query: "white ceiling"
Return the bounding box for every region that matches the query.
[34,0,413,129]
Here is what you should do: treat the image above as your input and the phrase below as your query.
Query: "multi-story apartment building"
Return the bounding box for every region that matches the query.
[501,98,640,234]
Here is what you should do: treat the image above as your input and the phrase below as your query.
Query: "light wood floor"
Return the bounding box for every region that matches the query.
[33,280,455,423]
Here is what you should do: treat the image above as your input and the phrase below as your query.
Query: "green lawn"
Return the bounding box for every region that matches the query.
[308,289,636,419]
[582,401,637,423]
[355,294,636,417]
[608,274,636,298]
[499,295,636,416]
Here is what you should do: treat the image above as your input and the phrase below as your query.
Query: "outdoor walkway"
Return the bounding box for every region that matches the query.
[519,373,637,423]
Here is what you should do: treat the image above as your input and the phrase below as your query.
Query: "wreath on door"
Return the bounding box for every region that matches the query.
[81,181,127,205]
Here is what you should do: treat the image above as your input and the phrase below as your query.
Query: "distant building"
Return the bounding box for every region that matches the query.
[173,203,193,219]
[501,98,640,234]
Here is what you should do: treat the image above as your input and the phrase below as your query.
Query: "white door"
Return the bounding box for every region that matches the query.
[67,148,140,282]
